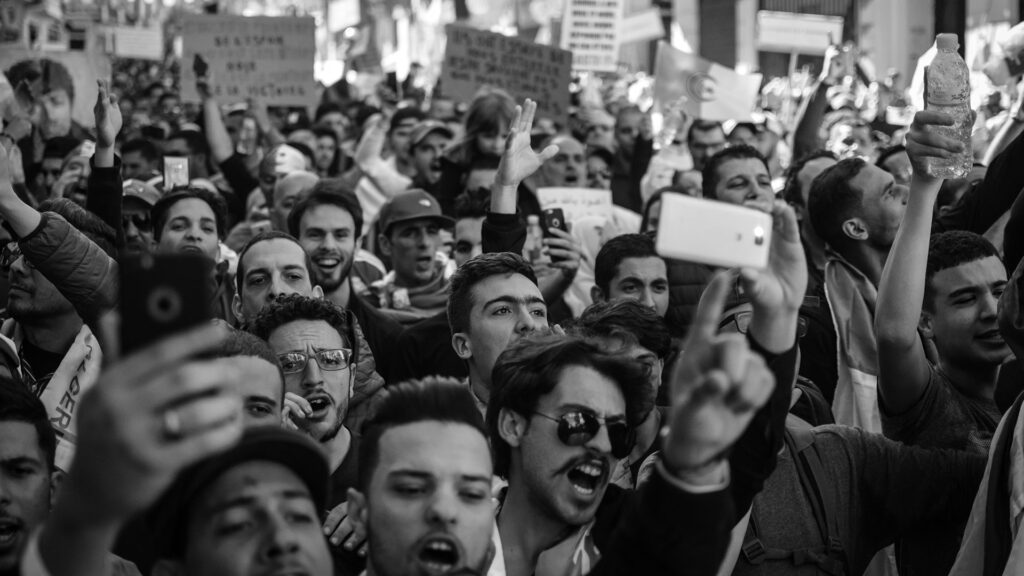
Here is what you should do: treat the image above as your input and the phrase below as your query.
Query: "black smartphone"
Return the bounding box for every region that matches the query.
[120,254,212,354]
[542,208,569,263]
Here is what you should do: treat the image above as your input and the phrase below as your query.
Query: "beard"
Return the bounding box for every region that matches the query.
[313,254,354,294]
[315,401,348,443]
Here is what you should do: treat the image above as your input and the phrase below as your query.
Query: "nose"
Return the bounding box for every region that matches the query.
[514,308,543,335]
[268,274,290,300]
[981,291,1000,319]
[638,288,656,310]
[261,512,302,562]
[185,223,202,241]
[424,486,459,528]
[585,422,614,455]
[9,256,28,278]
[301,353,323,390]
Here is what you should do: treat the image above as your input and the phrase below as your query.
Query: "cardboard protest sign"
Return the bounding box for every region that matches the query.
[652,41,762,122]
[619,7,665,45]
[180,15,315,107]
[537,187,613,223]
[560,0,623,73]
[441,24,573,124]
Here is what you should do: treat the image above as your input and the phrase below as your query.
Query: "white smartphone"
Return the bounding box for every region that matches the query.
[163,156,189,190]
[655,193,772,270]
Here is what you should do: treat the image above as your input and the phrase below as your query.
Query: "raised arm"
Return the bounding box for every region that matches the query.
[199,78,234,165]
[87,80,125,244]
[875,111,963,412]
[0,140,42,237]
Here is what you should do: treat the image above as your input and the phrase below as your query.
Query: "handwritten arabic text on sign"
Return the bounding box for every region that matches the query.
[442,24,573,124]
[180,15,315,107]
[537,187,613,223]
[561,0,623,73]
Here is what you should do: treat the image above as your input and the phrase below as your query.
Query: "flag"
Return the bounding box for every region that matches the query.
[652,41,762,122]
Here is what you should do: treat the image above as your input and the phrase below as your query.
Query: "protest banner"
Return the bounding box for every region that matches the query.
[652,41,762,122]
[619,7,666,45]
[537,187,613,223]
[560,0,623,73]
[757,11,843,55]
[180,15,315,107]
[441,24,573,124]
[99,26,164,61]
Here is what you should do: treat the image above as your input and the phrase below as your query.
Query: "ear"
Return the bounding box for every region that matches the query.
[312,285,324,299]
[346,488,369,537]
[48,469,63,509]
[378,234,392,258]
[841,217,869,241]
[232,293,245,324]
[919,311,935,339]
[497,408,527,448]
[591,285,606,304]
[451,331,472,360]
[152,560,187,576]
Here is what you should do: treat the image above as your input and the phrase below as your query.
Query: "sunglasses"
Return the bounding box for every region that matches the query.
[277,348,353,375]
[533,409,633,459]
[122,213,153,232]
[0,242,31,271]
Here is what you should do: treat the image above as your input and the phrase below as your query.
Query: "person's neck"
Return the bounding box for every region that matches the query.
[938,357,1000,402]
[324,278,352,310]
[801,225,828,271]
[498,478,572,576]
[468,371,490,406]
[324,425,352,473]
[842,243,887,287]
[394,271,434,289]
[21,313,82,354]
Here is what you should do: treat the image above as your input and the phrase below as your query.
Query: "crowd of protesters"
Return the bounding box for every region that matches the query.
[3,31,1024,576]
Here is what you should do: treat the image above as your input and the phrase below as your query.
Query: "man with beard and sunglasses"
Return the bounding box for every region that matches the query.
[489,270,780,576]
[288,186,403,379]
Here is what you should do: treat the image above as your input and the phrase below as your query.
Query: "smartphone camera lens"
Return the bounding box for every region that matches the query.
[147,286,183,324]
[754,225,766,246]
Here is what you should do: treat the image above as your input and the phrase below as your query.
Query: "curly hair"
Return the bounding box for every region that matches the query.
[245,294,356,367]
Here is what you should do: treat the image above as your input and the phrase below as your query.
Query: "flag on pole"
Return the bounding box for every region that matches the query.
[652,41,763,122]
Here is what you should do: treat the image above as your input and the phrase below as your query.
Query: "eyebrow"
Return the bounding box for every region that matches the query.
[388,469,491,484]
[482,295,546,308]
[205,489,312,518]
[0,456,43,467]
[948,281,1007,300]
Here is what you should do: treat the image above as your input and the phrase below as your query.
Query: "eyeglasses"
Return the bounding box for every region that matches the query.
[533,409,633,459]
[0,242,31,271]
[720,311,809,339]
[277,348,353,374]
[122,213,153,233]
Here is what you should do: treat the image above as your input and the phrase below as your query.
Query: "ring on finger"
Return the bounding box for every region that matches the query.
[162,408,184,441]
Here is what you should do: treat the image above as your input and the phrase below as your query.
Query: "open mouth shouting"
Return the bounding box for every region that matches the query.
[304,392,333,420]
[565,458,608,498]
[312,252,345,274]
[413,533,466,575]
[0,516,23,552]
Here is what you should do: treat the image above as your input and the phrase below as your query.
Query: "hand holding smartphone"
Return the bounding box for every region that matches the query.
[655,193,772,270]
[542,208,569,262]
[120,254,212,355]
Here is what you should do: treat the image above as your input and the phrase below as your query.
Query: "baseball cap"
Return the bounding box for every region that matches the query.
[148,426,329,559]
[377,189,453,235]
[122,179,161,207]
[260,144,307,179]
[389,107,426,133]
[409,120,454,149]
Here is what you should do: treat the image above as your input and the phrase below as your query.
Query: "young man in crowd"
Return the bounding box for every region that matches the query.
[609,105,653,213]
[119,138,161,182]
[267,170,318,232]
[163,130,210,179]
[247,295,360,510]
[120,180,160,256]
[591,233,669,317]
[288,187,402,377]
[408,120,453,189]
[687,119,728,171]
[369,189,453,324]
[875,110,1013,576]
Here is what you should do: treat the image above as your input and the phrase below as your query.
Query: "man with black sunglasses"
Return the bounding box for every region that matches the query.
[488,270,780,576]
[120,179,159,255]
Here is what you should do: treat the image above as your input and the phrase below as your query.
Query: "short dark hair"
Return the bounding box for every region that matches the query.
[447,253,538,335]
[487,334,650,478]
[453,187,490,221]
[686,119,724,143]
[925,231,1001,311]
[151,187,228,242]
[782,150,837,208]
[358,377,487,490]
[807,157,868,251]
[875,144,907,168]
[235,231,313,296]
[389,107,426,134]
[121,138,160,163]
[210,330,285,399]
[166,130,208,158]
[246,295,355,362]
[575,300,672,359]
[594,233,659,296]
[0,380,57,471]
[312,124,339,144]
[38,199,117,258]
[41,136,81,161]
[702,144,770,199]
[288,141,316,168]
[287,183,364,240]
[315,101,345,122]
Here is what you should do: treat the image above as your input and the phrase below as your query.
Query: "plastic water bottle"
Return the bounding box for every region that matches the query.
[524,215,544,264]
[924,33,972,178]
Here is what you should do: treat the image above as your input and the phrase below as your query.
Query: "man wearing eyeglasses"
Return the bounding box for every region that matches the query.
[247,294,360,513]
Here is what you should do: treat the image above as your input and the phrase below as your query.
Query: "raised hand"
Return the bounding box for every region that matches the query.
[354,114,387,168]
[93,80,122,149]
[495,99,559,188]
[905,110,966,179]
[739,202,807,317]
[662,271,776,476]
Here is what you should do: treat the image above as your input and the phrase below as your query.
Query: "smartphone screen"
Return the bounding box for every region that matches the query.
[163,156,189,190]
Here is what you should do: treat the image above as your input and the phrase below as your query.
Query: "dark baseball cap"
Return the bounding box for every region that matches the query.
[148,426,329,559]
[377,189,453,235]
[123,179,162,207]
[409,120,454,149]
